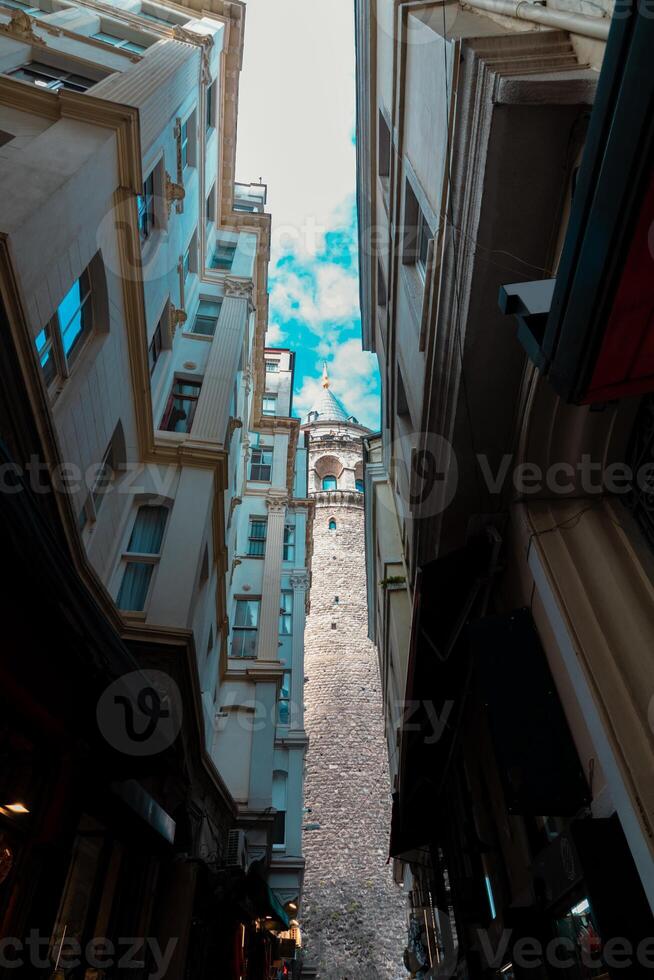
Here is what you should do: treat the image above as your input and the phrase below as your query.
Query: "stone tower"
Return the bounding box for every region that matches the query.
[300,366,405,979]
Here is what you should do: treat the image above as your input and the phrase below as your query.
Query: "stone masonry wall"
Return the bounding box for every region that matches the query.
[301,427,406,979]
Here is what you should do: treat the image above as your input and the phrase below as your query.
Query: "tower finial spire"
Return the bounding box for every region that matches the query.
[322,361,330,389]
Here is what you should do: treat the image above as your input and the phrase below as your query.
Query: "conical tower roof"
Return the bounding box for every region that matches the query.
[305,362,354,423]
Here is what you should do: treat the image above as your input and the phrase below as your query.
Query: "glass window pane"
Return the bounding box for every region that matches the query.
[231,630,257,659]
[126,505,167,554]
[116,561,154,611]
[322,475,337,490]
[234,599,259,628]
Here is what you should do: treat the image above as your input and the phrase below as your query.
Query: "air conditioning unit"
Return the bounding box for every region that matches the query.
[225,829,248,871]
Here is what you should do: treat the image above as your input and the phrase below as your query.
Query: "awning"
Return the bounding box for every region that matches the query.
[241,871,290,930]
[390,535,495,858]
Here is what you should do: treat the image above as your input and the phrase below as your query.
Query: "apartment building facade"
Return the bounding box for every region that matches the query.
[357,1,654,977]
[0,0,307,976]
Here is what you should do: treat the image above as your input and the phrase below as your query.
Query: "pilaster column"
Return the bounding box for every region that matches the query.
[256,491,288,660]
[191,277,253,444]
[289,570,309,731]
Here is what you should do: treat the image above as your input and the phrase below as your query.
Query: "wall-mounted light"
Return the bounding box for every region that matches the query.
[1,803,29,815]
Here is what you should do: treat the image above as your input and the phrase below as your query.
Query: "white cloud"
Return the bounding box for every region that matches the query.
[269,260,359,334]
[265,321,286,345]
[237,0,356,261]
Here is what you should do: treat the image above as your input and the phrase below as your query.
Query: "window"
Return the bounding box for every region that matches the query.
[35,324,56,387]
[322,475,337,491]
[181,117,190,169]
[190,299,222,337]
[355,479,365,493]
[206,81,215,132]
[283,524,295,562]
[249,445,273,482]
[328,518,337,531]
[116,504,168,611]
[211,239,237,272]
[180,112,196,170]
[377,259,387,307]
[248,518,267,557]
[278,673,291,726]
[79,425,125,529]
[35,269,93,387]
[58,272,92,361]
[148,318,163,376]
[8,62,95,92]
[93,32,146,53]
[160,378,202,432]
[265,359,280,373]
[279,591,293,636]
[231,598,259,658]
[206,183,215,224]
[138,170,155,242]
[272,772,287,846]
[417,211,431,277]
[404,180,431,279]
[262,393,277,417]
[2,0,40,10]
[379,110,391,179]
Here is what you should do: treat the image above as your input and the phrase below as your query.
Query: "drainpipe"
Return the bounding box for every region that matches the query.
[464,0,611,40]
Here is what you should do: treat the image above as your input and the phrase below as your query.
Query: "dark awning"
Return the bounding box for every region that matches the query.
[471,608,590,816]
[390,535,495,857]
[500,1,654,404]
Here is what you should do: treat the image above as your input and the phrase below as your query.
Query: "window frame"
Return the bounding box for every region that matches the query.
[283,524,295,562]
[279,590,293,636]
[160,377,202,433]
[231,597,260,659]
[249,445,273,482]
[265,359,280,374]
[189,298,222,337]
[148,318,163,376]
[247,517,267,557]
[322,474,337,491]
[115,503,169,612]
[206,80,215,133]
[262,393,277,417]
[8,61,96,92]
[92,30,146,53]
[36,268,94,389]
[277,671,291,726]
[138,169,156,243]
[211,237,237,272]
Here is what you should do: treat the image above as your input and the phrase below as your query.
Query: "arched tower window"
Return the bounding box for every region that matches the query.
[355,479,364,493]
[328,518,337,531]
[322,475,337,491]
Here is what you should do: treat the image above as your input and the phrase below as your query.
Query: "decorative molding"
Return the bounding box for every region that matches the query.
[174,117,184,201]
[227,416,243,439]
[290,570,309,593]
[265,492,289,514]
[223,276,254,303]
[230,495,242,514]
[169,304,187,334]
[0,10,41,43]
[165,171,185,216]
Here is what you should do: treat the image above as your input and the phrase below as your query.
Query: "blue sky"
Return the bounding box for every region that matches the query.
[235,0,381,429]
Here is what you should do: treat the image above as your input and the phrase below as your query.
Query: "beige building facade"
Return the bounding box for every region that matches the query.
[0,0,307,974]
[357,0,654,976]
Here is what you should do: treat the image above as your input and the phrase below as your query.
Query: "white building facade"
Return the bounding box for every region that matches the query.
[0,0,308,972]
